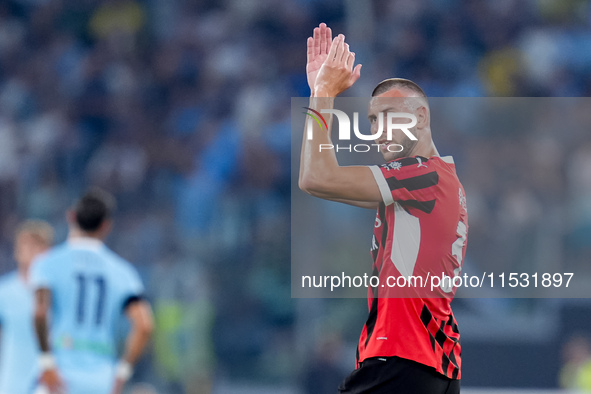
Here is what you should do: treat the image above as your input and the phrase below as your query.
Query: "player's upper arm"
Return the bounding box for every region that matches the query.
[125,300,153,336]
[120,263,152,334]
[300,157,442,211]
[299,165,384,203]
[120,263,145,311]
[29,254,55,291]
[34,288,52,318]
[324,197,379,210]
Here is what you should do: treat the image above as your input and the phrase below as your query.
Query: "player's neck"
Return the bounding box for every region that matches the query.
[69,229,105,242]
[409,134,439,158]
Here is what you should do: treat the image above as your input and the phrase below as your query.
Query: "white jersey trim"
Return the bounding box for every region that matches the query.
[391,202,421,277]
[369,166,394,206]
[67,237,104,251]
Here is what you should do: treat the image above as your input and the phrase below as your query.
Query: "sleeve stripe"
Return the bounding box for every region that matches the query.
[370,166,395,206]
[399,199,436,214]
[386,171,439,192]
[122,294,146,311]
[394,156,429,167]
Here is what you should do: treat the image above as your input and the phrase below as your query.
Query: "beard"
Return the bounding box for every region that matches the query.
[383,138,419,161]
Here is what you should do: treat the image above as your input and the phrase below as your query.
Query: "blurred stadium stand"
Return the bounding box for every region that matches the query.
[0,0,590,392]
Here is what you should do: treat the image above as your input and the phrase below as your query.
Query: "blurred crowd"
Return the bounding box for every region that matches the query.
[0,0,590,392]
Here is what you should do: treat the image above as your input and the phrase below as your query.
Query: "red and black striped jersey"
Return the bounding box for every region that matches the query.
[358,155,468,379]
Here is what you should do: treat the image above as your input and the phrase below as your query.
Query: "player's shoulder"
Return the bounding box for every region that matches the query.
[381,155,454,170]
[378,156,455,180]
[32,243,68,267]
[44,242,70,257]
[0,270,19,289]
[103,249,139,276]
[106,254,143,290]
[104,247,130,267]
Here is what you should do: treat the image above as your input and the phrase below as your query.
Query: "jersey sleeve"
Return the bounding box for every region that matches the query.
[29,254,56,290]
[120,264,145,310]
[369,156,440,213]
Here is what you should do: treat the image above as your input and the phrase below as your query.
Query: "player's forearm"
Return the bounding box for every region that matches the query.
[112,334,148,390]
[324,197,379,209]
[299,95,341,193]
[34,312,51,352]
[34,289,52,352]
[121,325,151,365]
[121,302,153,365]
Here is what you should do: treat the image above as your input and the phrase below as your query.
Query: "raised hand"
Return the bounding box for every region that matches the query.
[313,34,362,97]
[306,23,332,94]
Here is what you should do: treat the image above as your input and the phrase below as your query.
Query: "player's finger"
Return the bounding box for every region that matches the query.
[342,43,351,64]
[319,23,327,54]
[351,63,362,83]
[334,34,345,64]
[327,35,339,63]
[346,51,355,71]
[342,40,349,64]
[321,23,331,55]
[313,27,320,56]
[307,37,314,63]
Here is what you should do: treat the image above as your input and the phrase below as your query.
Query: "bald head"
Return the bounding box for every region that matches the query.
[368,78,433,161]
[372,78,427,98]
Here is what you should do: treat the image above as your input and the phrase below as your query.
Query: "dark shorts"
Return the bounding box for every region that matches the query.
[338,357,460,394]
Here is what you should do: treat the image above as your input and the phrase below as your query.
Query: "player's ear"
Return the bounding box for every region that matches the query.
[416,106,428,129]
[100,218,113,237]
[66,209,76,225]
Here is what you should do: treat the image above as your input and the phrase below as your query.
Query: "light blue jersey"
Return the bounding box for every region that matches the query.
[0,271,39,394]
[30,238,144,394]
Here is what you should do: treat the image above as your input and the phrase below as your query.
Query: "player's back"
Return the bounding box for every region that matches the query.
[30,238,144,392]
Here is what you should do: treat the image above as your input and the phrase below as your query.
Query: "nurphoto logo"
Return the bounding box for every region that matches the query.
[304,108,418,153]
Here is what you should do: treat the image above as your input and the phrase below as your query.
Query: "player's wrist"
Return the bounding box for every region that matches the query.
[312,86,337,97]
[115,360,134,382]
[309,95,335,110]
[38,352,57,371]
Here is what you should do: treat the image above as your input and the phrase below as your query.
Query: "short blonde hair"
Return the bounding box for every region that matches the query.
[15,220,54,247]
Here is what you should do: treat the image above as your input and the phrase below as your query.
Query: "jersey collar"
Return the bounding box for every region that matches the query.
[441,156,454,164]
[67,237,105,251]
